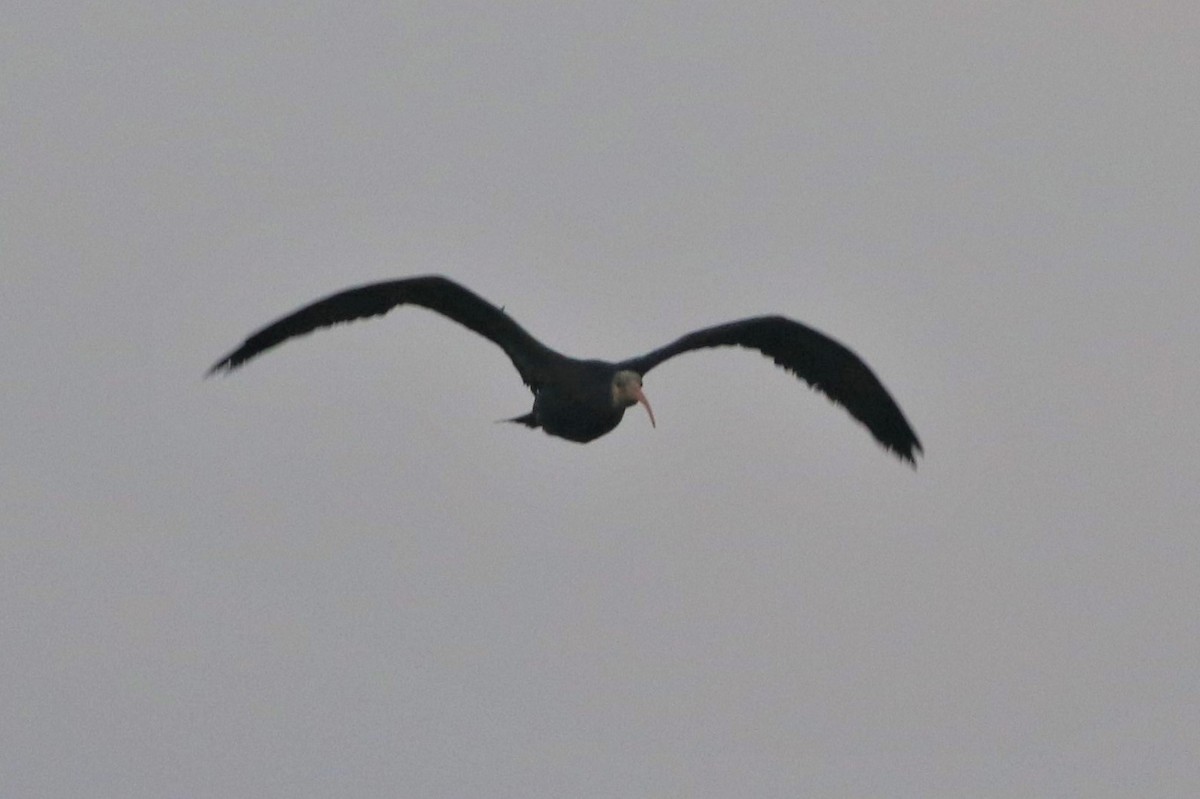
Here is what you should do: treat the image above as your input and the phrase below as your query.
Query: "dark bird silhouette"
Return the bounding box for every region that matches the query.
[208,276,922,464]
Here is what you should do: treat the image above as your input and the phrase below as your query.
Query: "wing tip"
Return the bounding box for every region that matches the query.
[205,350,243,377]
[890,434,923,468]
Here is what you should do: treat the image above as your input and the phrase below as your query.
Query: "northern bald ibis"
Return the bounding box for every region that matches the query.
[208,276,922,464]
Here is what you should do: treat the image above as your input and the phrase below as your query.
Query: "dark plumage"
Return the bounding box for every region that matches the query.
[209,276,922,464]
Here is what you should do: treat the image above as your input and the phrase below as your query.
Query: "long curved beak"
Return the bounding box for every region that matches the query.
[633,386,656,428]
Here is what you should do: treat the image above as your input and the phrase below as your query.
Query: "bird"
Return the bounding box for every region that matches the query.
[208,276,922,464]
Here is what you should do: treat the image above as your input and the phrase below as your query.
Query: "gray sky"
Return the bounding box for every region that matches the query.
[4,2,1198,797]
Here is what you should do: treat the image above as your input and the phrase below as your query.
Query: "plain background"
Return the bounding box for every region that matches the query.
[4,3,1198,797]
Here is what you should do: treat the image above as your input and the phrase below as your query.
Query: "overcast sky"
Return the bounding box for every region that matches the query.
[4,3,1198,797]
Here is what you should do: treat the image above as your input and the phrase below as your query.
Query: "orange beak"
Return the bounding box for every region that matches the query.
[633,386,656,428]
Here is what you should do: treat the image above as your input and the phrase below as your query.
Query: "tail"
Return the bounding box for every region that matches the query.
[499,411,539,429]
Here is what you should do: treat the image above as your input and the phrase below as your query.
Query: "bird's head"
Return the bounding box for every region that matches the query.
[612,370,655,428]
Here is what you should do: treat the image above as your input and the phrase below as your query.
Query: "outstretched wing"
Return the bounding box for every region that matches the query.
[619,316,922,464]
[208,275,558,389]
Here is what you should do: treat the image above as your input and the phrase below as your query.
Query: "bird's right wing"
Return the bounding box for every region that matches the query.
[208,276,558,389]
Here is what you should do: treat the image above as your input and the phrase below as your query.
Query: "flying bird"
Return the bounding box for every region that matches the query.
[208,276,922,464]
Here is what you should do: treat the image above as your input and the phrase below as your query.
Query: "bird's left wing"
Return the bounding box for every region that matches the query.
[208,276,558,389]
[619,316,922,464]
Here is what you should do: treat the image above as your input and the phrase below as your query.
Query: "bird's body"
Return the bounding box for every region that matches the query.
[506,360,628,442]
[209,276,922,464]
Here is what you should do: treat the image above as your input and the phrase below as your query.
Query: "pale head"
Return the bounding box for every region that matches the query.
[612,370,655,428]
